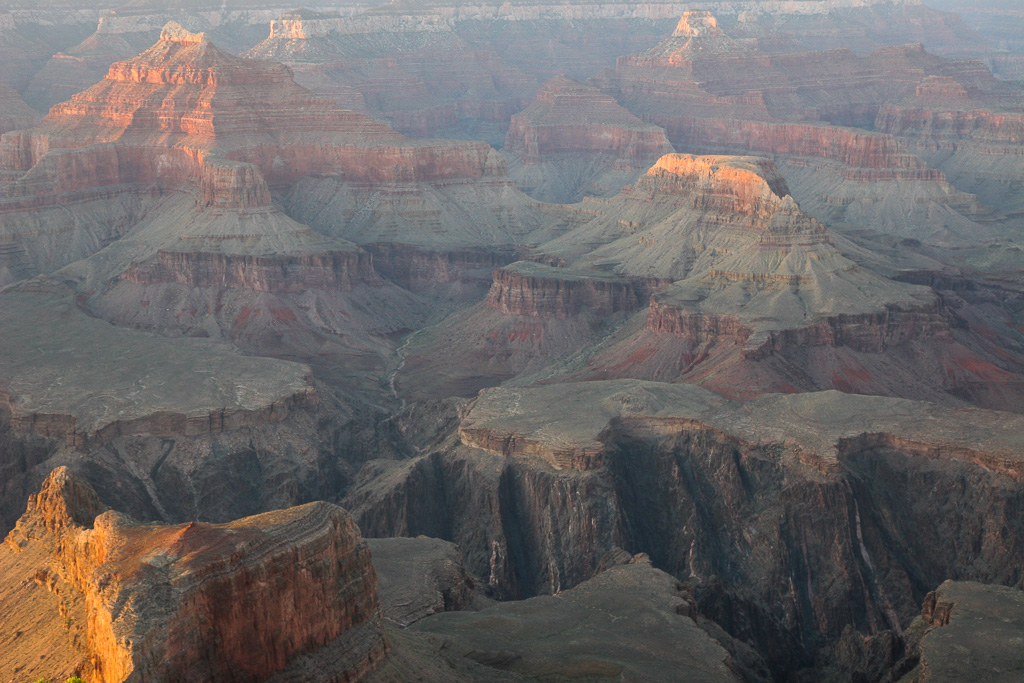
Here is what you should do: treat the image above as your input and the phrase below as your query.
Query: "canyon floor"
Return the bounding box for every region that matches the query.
[1,1,1023,682]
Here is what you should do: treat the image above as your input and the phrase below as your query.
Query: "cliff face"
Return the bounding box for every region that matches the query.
[506,76,672,164]
[485,262,640,318]
[645,294,953,357]
[122,249,378,294]
[503,75,674,202]
[1,467,386,683]
[347,381,1024,675]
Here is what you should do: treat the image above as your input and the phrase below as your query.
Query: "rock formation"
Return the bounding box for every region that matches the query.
[0,21,541,344]
[903,581,1024,682]
[504,75,674,202]
[412,556,745,682]
[0,467,386,682]
[591,14,1016,247]
[400,153,1024,406]
[366,537,474,628]
[0,279,334,531]
[245,7,537,144]
[874,74,1024,217]
[0,5,1022,682]
[346,379,1024,674]
[0,82,37,134]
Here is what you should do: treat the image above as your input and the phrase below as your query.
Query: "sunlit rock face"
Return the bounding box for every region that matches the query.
[1,467,386,683]
[399,151,1023,407]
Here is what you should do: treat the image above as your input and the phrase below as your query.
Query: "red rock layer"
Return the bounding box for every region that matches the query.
[875,78,1024,153]
[646,296,953,358]
[123,249,378,294]
[505,76,672,164]
[485,265,640,318]
[655,118,943,181]
[0,22,506,195]
[3,467,387,683]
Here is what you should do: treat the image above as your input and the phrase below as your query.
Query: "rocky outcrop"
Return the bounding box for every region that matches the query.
[485,262,640,318]
[367,537,474,628]
[506,76,671,164]
[905,581,1024,682]
[347,380,1024,675]
[0,282,316,449]
[503,75,674,202]
[1,467,386,683]
[412,556,745,682]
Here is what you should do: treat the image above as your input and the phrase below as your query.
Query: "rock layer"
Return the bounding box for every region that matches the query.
[1,467,386,683]
[347,380,1024,674]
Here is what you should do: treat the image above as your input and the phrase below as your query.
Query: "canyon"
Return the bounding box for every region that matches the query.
[0,2,1023,682]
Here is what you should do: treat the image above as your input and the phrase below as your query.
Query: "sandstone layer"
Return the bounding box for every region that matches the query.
[1,467,386,683]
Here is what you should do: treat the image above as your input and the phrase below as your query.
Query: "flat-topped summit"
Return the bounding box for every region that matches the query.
[159,20,207,45]
[647,153,792,209]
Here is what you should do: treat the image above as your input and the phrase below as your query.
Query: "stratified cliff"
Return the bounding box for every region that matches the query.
[0,467,386,683]
[0,22,539,290]
[504,75,673,202]
[400,152,1024,406]
[346,380,1024,675]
